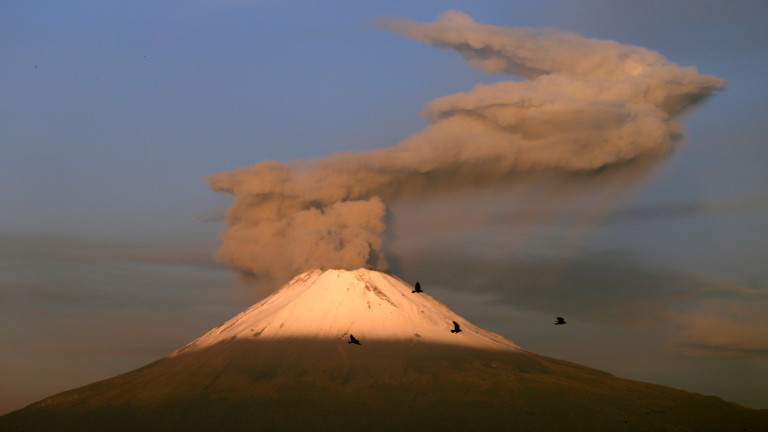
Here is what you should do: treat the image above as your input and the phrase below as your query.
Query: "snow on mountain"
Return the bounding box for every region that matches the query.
[174,268,520,354]
[6,269,768,432]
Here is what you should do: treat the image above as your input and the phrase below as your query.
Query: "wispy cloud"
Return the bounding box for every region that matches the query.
[394,248,768,358]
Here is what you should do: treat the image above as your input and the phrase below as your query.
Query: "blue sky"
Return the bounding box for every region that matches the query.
[2,0,767,413]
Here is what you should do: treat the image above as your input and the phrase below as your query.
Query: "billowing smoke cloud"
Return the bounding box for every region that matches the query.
[206,11,725,286]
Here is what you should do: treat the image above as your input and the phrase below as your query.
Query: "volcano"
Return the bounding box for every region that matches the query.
[2,269,766,431]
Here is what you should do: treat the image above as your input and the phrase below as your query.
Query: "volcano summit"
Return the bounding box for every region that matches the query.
[176,269,518,353]
[2,269,766,431]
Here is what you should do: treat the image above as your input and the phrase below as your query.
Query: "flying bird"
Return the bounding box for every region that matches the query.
[555,317,567,325]
[450,321,462,334]
[348,334,361,345]
[412,282,422,293]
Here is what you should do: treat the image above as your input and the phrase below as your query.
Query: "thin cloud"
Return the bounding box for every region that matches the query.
[394,248,768,358]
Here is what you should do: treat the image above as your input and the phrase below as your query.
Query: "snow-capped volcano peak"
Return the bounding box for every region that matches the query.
[175,268,520,354]
[11,268,766,431]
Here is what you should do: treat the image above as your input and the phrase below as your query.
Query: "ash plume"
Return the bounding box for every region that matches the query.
[206,11,726,287]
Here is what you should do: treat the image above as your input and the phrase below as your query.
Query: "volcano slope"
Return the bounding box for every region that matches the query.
[2,269,766,431]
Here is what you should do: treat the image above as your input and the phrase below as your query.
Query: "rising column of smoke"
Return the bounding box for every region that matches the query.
[206,10,726,287]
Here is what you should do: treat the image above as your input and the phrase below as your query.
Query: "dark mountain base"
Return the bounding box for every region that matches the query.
[3,339,766,432]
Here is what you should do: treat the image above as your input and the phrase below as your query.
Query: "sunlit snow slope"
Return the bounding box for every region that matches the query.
[175,268,519,353]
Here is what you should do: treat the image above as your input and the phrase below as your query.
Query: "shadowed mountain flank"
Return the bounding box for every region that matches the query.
[2,339,766,432]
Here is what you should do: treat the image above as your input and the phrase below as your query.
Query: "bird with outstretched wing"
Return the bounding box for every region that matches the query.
[450,321,462,333]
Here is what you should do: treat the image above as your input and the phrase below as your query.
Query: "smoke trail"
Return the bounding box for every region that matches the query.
[206,11,725,286]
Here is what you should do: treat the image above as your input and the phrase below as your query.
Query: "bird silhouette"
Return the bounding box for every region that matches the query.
[555,317,566,325]
[412,282,423,293]
[348,334,361,345]
[450,321,462,333]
